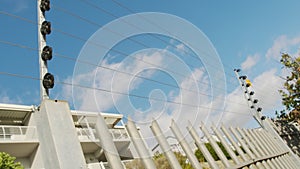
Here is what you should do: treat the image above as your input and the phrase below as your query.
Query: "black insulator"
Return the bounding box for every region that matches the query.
[246,83,251,87]
[261,116,266,120]
[249,91,254,95]
[257,107,262,112]
[244,91,247,94]
[40,0,50,12]
[239,75,247,80]
[253,99,258,104]
[234,68,241,72]
[40,21,51,35]
[43,73,54,89]
[250,105,255,109]
[41,46,52,61]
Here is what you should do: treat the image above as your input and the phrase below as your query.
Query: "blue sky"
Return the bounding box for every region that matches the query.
[1,1,300,137]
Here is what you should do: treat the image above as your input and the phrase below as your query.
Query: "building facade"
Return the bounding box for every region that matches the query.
[0,100,135,169]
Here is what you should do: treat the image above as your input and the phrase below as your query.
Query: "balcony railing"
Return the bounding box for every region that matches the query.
[87,161,127,169]
[0,125,37,141]
[76,127,129,141]
[109,128,129,140]
[77,127,98,141]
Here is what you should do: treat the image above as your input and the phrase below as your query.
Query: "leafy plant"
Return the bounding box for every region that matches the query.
[194,142,232,162]
[0,152,24,169]
[278,53,300,121]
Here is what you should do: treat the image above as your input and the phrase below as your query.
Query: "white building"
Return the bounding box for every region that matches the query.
[0,101,135,169]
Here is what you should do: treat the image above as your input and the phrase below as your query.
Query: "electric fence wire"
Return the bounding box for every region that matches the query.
[78,0,239,81]
[110,0,286,98]
[50,3,281,108]
[0,10,246,100]
[0,9,277,108]
[0,9,250,108]
[0,39,249,108]
[0,70,253,116]
[0,41,266,119]
[107,0,286,109]
[76,0,276,98]
[49,5,246,96]
[0,3,280,110]
[1,6,237,91]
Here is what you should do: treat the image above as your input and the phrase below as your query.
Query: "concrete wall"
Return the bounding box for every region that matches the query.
[16,157,31,169]
[29,146,44,169]
[34,99,86,169]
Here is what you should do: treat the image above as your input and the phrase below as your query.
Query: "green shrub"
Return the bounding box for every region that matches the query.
[152,152,193,169]
[0,152,24,169]
[194,142,232,162]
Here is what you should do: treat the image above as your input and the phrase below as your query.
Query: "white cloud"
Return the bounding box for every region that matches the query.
[0,94,14,103]
[0,90,23,104]
[14,1,29,13]
[266,35,300,60]
[3,0,30,13]
[129,67,213,147]
[175,43,188,54]
[67,49,165,112]
[241,54,260,71]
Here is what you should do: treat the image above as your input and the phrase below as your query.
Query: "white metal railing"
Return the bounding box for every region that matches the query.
[76,127,129,141]
[0,125,37,141]
[85,162,106,169]
[87,161,126,169]
[76,128,98,141]
[109,128,129,140]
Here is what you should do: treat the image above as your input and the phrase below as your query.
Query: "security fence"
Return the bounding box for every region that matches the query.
[125,119,300,169]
